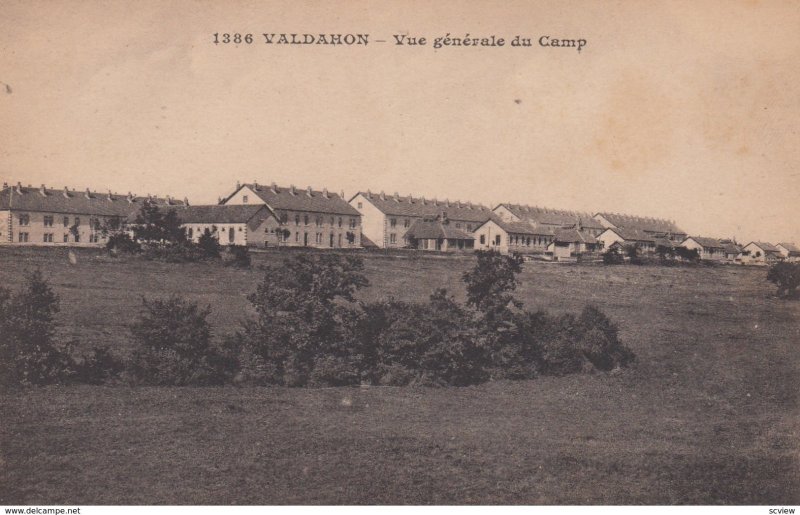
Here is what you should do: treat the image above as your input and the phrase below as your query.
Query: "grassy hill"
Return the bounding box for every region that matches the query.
[0,247,798,504]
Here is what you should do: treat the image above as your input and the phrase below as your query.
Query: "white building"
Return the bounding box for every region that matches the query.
[776,242,800,262]
[174,205,280,247]
[680,237,726,262]
[349,191,492,250]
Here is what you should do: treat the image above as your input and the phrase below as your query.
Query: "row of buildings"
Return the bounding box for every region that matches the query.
[2,180,797,265]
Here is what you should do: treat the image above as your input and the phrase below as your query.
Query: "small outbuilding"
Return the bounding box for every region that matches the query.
[404,216,474,252]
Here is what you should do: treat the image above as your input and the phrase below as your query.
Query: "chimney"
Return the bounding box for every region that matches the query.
[408,196,414,203]
[421,196,426,205]
[236,180,241,190]
[183,197,189,206]
[393,192,399,202]
[85,188,92,199]
[290,185,296,195]
[253,181,258,190]
[380,191,386,201]
[2,182,6,189]
[306,186,312,197]
[16,182,22,193]
[63,187,70,198]
[107,190,114,201]
[270,182,277,193]
[39,184,47,196]
[165,195,173,205]
[217,196,223,204]
[366,189,372,199]
[340,190,345,199]
[322,188,329,198]
[127,192,134,203]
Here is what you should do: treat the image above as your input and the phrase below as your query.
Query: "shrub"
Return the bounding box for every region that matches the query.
[602,247,624,265]
[238,253,369,386]
[463,250,523,328]
[0,271,72,386]
[767,262,800,298]
[197,229,221,259]
[73,345,125,385]
[106,232,141,255]
[226,245,251,268]
[130,295,234,385]
[675,246,700,263]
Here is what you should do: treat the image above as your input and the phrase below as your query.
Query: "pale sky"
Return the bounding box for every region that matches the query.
[1,0,798,244]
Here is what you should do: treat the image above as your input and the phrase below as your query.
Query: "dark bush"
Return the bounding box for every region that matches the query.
[232,250,634,387]
[73,345,125,385]
[602,246,624,265]
[767,262,800,298]
[226,245,251,268]
[197,229,221,259]
[130,295,234,385]
[106,232,141,255]
[0,270,73,386]
[238,253,369,386]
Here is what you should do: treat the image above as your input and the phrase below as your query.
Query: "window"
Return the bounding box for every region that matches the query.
[63,216,69,227]
[43,233,53,243]
[330,234,334,247]
[304,215,309,225]
[480,235,485,244]
[279,213,288,224]
[349,218,357,229]
[18,232,29,242]
[390,233,397,244]
[357,202,363,209]
[467,224,473,231]
[404,219,410,228]
[315,216,322,227]
[295,232,299,242]
[43,216,54,227]
[18,214,29,226]
[338,217,342,228]
[295,214,300,225]
[338,234,342,247]
[74,217,81,227]
[316,233,322,244]
[188,228,193,238]
[495,234,501,246]
[74,232,80,243]
[390,218,397,228]
[456,223,462,229]
[63,234,69,242]
[242,195,248,204]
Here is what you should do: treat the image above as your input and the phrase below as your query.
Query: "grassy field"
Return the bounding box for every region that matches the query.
[0,247,798,504]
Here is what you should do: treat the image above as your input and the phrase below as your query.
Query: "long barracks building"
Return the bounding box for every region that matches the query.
[1,182,184,247]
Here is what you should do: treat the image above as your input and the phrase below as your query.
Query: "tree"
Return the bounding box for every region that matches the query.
[602,246,624,265]
[239,253,370,385]
[767,262,800,299]
[132,200,186,244]
[675,246,700,263]
[130,295,231,385]
[197,229,221,258]
[0,270,71,386]
[462,250,523,324]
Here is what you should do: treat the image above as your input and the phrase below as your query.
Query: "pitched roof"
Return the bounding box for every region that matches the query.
[748,241,780,253]
[553,228,597,244]
[492,219,555,236]
[356,191,492,223]
[685,236,724,249]
[722,242,743,255]
[230,183,360,216]
[404,219,474,241]
[595,212,685,235]
[169,205,272,224]
[498,203,605,229]
[601,227,656,243]
[0,183,184,217]
[777,242,800,255]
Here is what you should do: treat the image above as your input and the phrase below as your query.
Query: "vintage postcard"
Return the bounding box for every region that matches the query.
[0,0,798,508]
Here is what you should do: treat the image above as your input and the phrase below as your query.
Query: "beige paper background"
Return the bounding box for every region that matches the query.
[1,0,798,243]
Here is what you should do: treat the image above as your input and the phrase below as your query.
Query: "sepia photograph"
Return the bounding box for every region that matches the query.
[0,0,798,508]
